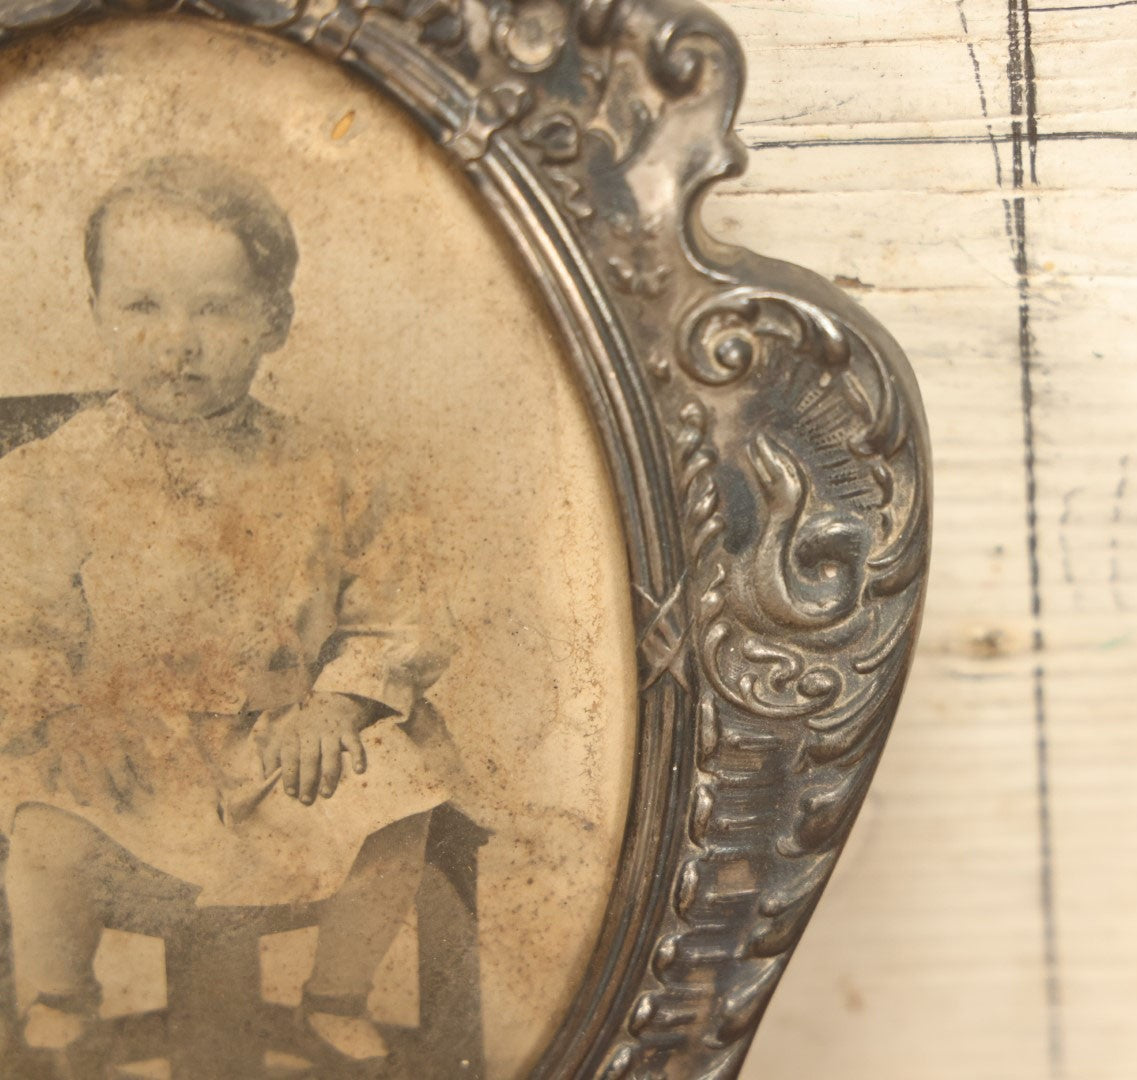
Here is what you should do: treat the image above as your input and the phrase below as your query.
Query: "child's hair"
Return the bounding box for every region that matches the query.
[84,155,299,337]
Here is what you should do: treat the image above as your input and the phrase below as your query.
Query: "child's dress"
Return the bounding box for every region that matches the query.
[0,394,448,905]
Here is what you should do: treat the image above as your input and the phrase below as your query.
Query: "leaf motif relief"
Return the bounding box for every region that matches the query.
[448,80,533,161]
[380,0,467,45]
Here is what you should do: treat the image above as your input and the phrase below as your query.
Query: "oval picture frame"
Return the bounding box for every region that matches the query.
[0,1,931,1078]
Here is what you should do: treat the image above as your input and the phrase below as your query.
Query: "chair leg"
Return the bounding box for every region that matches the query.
[410,862,485,1078]
[401,804,491,1079]
[164,916,266,1080]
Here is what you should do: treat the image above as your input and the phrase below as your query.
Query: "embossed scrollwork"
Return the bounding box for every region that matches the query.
[734,433,870,631]
[491,0,567,72]
[700,567,843,721]
[578,0,622,45]
[645,4,741,99]
[677,287,851,386]
[374,0,466,45]
[448,79,533,161]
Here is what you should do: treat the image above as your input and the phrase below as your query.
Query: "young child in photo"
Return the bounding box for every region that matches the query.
[0,156,452,1065]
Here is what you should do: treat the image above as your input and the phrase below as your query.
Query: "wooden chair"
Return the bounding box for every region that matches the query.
[0,802,490,1080]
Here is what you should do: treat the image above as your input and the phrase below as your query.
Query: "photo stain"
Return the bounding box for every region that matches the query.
[331,110,355,141]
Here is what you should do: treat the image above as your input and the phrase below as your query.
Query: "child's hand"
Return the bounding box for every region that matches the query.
[41,707,155,808]
[259,692,369,804]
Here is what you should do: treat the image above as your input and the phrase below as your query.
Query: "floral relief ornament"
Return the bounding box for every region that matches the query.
[0,0,930,1077]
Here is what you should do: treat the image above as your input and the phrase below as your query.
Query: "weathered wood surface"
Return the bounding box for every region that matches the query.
[706,3,1137,1079]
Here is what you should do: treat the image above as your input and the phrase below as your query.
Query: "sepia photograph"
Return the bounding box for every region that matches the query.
[0,19,636,1079]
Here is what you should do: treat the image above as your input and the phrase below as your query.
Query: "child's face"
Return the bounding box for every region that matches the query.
[93,197,277,423]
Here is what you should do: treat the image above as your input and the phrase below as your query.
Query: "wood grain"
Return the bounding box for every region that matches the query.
[705,3,1137,1078]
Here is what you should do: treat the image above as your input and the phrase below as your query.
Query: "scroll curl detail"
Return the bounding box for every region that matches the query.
[645,4,742,100]
[678,287,850,386]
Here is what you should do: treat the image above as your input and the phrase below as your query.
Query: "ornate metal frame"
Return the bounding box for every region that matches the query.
[0,1,931,1076]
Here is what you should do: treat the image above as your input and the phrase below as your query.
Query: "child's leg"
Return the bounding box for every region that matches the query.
[6,804,108,1047]
[6,802,197,1049]
[303,810,430,1059]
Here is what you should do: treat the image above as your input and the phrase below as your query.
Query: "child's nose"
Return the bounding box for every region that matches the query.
[160,312,203,367]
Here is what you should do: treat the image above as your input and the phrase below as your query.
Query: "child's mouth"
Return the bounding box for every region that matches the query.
[167,374,207,394]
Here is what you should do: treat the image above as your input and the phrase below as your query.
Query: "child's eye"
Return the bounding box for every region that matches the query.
[198,299,236,317]
[125,297,159,314]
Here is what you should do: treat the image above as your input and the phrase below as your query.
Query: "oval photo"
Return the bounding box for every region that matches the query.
[0,19,636,1079]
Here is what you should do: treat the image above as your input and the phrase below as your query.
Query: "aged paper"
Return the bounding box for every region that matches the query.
[0,20,635,1078]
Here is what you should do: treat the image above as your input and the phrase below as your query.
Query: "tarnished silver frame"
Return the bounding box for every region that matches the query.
[0,1,931,1076]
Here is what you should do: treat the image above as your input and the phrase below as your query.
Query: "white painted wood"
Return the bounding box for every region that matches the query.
[705,3,1137,1078]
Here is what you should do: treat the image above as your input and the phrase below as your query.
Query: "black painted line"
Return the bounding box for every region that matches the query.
[1008,1,1066,1076]
[1009,0,1028,186]
[1033,662,1062,1064]
[1048,129,1137,141]
[743,129,1137,152]
[957,0,1016,273]
[1024,0,1041,183]
[957,0,1006,187]
[744,133,997,150]
[1034,0,1137,11]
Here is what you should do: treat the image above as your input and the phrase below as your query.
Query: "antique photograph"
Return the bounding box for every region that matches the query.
[0,19,636,1079]
[0,0,936,1076]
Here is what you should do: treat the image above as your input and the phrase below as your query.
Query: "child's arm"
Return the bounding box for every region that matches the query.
[260,487,454,805]
[0,443,88,757]
[311,501,454,719]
